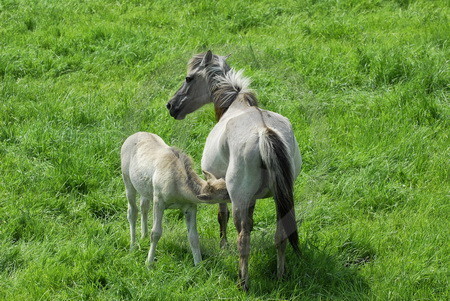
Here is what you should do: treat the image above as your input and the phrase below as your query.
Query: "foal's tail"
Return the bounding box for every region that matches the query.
[259,128,300,255]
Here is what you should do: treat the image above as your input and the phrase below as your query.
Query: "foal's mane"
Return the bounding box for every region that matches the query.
[188,52,258,120]
[170,147,202,195]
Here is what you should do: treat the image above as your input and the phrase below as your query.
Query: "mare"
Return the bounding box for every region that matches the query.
[166,51,302,290]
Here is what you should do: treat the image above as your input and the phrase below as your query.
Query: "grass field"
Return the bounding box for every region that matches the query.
[0,0,449,299]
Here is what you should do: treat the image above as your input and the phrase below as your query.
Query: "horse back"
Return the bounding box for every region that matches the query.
[202,107,301,181]
[225,107,294,153]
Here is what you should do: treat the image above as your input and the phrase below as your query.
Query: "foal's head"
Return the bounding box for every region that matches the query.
[166,50,230,120]
[197,170,229,202]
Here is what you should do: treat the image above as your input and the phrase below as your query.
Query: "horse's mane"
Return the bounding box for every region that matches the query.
[189,52,258,120]
[213,69,258,109]
[188,52,231,74]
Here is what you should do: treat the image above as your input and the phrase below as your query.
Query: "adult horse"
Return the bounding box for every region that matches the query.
[166,51,302,290]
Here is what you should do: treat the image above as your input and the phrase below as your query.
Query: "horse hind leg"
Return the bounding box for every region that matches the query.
[126,185,138,250]
[146,196,164,267]
[140,196,151,239]
[233,201,255,291]
[218,203,230,248]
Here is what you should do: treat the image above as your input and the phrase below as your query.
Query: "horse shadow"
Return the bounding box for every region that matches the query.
[196,231,371,299]
[255,241,370,298]
[158,214,371,298]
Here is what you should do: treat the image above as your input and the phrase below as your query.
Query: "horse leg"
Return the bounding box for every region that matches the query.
[233,201,255,291]
[275,219,288,279]
[184,205,202,265]
[125,185,138,250]
[218,203,229,248]
[226,156,261,291]
[146,196,164,267]
[140,196,151,239]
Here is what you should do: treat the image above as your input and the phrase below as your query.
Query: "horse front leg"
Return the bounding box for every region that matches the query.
[218,203,229,248]
[233,202,255,291]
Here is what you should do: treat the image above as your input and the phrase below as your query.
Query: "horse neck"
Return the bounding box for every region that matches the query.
[214,104,227,121]
[213,92,257,121]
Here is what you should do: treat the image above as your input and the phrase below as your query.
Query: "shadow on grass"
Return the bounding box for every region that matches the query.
[248,239,371,299]
[162,233,370,299]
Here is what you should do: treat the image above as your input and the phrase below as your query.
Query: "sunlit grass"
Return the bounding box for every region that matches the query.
[1,0,448,299]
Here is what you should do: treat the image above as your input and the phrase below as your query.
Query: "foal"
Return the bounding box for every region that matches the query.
[121,132,229,266]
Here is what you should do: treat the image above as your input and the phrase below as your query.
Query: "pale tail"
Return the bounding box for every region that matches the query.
[259,128,300,254]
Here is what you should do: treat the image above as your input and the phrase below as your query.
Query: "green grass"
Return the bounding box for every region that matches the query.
[1,0,448,299]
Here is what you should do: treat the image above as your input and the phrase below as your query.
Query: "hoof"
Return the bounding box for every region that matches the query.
[193,258,202,266]
[145,258,157,269]
[277,266,285,279]
[220,239,228,249]
[237,279,249,292]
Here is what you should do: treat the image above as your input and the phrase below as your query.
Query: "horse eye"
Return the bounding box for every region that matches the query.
[185,76,193,83]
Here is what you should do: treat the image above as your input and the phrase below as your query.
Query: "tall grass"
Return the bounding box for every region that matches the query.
[1,0,448,299]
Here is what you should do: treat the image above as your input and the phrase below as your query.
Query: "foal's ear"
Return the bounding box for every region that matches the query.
[202,170,217,181]
[201,50,213,67]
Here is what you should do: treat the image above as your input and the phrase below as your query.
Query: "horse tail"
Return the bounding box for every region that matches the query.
[259,127,300,255]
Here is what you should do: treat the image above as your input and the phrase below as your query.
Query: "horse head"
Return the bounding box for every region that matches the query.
[166,50,230,119]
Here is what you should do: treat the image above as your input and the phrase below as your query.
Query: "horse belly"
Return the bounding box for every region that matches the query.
[201,144,228,178]
[201,126,229,178]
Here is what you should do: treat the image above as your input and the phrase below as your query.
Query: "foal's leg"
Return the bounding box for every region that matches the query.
[275,219,288,279]
[125,185,138,250]
[184,205,202,265]
[218,203,230,248]
[146,197,164,267]
[140,196,151,239]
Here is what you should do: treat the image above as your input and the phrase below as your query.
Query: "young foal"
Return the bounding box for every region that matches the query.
[121,132,229,266]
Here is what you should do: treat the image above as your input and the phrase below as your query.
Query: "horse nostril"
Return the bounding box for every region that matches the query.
[166,102,171,110]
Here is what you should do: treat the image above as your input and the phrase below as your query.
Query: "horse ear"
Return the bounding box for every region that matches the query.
[201,50,213,67]
[202,170,217,181]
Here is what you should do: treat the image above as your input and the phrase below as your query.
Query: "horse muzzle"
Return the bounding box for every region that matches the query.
[166,97,187,120]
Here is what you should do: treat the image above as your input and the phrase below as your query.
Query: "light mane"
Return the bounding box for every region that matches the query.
[188,52,230,74]
[170,147,203,196]
[188,52,258,120]
[213,69,258,109]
